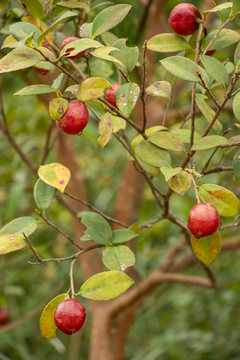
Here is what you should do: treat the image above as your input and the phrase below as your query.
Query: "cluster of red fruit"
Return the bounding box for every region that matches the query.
[54,298,86,335]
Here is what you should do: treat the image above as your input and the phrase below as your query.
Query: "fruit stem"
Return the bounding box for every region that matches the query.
[191,176,201,204]
[70,259,77,298]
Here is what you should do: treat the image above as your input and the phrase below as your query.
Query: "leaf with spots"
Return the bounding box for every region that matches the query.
[97,113,114,148]
[77,270,134,300]
[135,140,171,167]
[191,231,221,266]
[233,92,240,121]
[102,245,135,272]
[40,293,69,339]
[0,234,26,255]
[77,77,111,101]
[14,85,56,96]
[49,98,68,121]
[38,163,71,193]
[233,150,240,181]
[0,217,41,238]
[169,171,192,195]
[198,184,240,217]
[59,38,102,58]
[0,47,43,73]
[145,81,171,99]
[116,83,140,117]
[77,211,112,245]
[149,132,185,152]
[160,166,182,182]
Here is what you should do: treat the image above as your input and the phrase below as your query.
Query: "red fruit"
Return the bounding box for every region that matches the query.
[188,203,220,239]
[168,3,202,36]
[0,307,10,325]
[56,100,89,135]
[105,83,121,107]
[205,49,216,56]
[61,37,85,60]
[54,298,86,335]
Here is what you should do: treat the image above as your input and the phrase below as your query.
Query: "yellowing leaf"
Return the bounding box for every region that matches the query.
[0,234,26,255]
[38,163,71,193]
[191,231,222,266]
[40,293,69,339]
[77,77,111,101]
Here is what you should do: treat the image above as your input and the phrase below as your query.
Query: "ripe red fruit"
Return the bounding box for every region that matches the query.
[61,37,85,60]
[105,83,121,108]
[56,100,89,135]
[168,3,202,36]
[54,298,86,335]
[0,307,10,325]
[188,203,220,238]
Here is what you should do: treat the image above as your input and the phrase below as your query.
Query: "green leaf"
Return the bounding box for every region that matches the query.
[131,126,167,150]
[135,140,171,167]
[0,217,41,237]
[38,163,71,193]
[77,211,112,245]
[192,135,229,150]
[115,83,140,116]
[77,77,111,101]
[233,150,240,181]
[0,234,26,255]
[92,4,132,38]
[169,171,192,195]
[145,81,171,99]
[112,115,126,133]
[101,31,119,46]
[97,113,114,148]
[191,231,221,266]
[59,38,102,58]
[203,2,232,13]
[64,85,79,96]
[14,84,56,96]
[232,0,240,14]
[234,42,240,66]
[149,132,184,152]
[102,245,135,271]
[147,33,192,52]
[52,74,65,90]
[49,98,68,121]
[77,270,134,300]
[20,0,44,20]
[34,179,57,211]
[195,94,222,133]
[112,229,138,244]
[138,160,160,177]
[112,38,139,72]
[91,46,125,67]
[160,56,209,84]
[198,184,240,217]
[40,293,69,339]
[233,92,240,121]
[171,129,201,144]
[9,22,41,42]
[37,11,77,45]
[0,47,43,73]
[160,166,182,182]
[202,29,240,51]
[200,55,229,88]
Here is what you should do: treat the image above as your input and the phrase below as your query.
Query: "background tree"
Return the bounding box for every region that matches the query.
[0,0,240,359]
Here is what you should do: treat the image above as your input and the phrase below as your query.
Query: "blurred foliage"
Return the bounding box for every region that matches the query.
[0,0,240,359]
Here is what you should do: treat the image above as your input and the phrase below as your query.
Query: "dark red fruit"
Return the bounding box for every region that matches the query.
[188,203,220,239]
[54,298,86,335]
[0,307,10,325]
[168,3,202,36]
[205,49,216,56]
[105,83,121,107]
[56,100,89,135]
[61,37,84,60]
